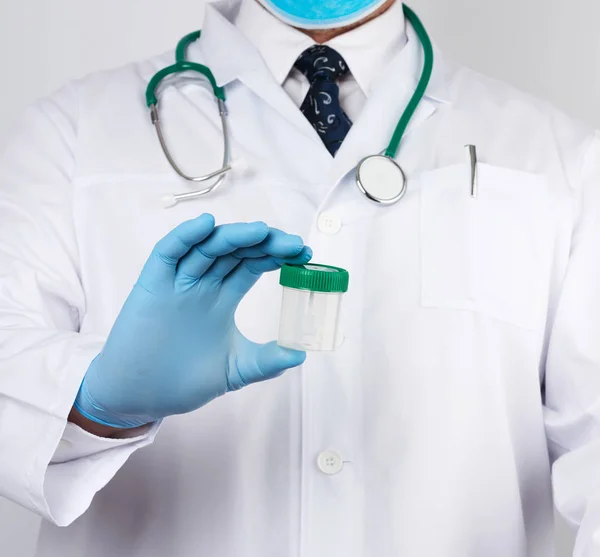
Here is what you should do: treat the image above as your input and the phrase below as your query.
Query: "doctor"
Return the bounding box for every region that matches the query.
[1,0,600,555]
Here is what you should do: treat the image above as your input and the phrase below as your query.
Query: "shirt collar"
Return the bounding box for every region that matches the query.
[234,0,314,85]
[326,0,407,96]
[234,0,408,97]
[194,0,451,104]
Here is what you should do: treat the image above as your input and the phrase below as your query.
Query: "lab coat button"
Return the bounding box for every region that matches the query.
[317,450,344,475]
[317,213,342,235]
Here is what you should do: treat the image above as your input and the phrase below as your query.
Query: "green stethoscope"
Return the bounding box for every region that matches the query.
[146,4,433,208]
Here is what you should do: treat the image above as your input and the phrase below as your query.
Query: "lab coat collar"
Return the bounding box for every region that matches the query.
[375,15,451,106]
[197,0,451,105]
[192,0,319,141]
[195,0,266,87]
[326,21,451,186]
[190,0,451,176]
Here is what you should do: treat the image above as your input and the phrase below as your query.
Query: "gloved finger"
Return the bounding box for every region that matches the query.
[203,256,280,290]
[233,243,313,263]
[202,246,313,285]
[253,342,306,380]
[140,214,215,287]
[220,249,313,304]
[226,340,306,391]
[201,254,243,282]
[233,228,305,259]
[176,222,269,280]
[273,246,313,266]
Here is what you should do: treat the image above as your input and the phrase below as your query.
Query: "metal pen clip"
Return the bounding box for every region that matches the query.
[465,145,478,198]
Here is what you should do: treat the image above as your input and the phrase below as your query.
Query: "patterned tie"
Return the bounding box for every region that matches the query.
[294,45,353,156]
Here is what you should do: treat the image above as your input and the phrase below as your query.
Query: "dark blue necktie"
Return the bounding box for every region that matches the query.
[294,45,353,156]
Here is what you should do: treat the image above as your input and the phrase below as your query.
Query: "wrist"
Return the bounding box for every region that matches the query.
[75,356,155,429]
[73,371,153,432]
[68,406,124,438]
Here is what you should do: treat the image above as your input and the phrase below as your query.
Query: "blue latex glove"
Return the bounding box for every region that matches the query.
[74,215,311,428]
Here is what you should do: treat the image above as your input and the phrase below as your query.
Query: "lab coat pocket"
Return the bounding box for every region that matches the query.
[419,163,549,330]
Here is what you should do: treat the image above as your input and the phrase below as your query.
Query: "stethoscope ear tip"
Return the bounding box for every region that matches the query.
[161,194,178,209]
[229,157,248,175]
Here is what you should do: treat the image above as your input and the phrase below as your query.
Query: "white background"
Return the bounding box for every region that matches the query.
[1,0,598,555]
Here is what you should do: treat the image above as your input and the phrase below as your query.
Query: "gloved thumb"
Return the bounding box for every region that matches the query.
[232,340,306,389]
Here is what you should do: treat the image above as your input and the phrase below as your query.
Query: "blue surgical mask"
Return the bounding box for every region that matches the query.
[256,0,390,30]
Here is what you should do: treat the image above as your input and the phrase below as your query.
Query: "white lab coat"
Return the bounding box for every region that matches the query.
[1,1,600,556]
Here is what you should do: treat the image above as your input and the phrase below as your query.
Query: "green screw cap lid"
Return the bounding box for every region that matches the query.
[280,264,349,293]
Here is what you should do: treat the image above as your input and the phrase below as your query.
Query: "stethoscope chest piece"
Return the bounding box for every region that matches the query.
[356,155,407,205]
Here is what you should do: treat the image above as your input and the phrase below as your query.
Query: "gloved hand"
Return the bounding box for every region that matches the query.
[74,214,311,428]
